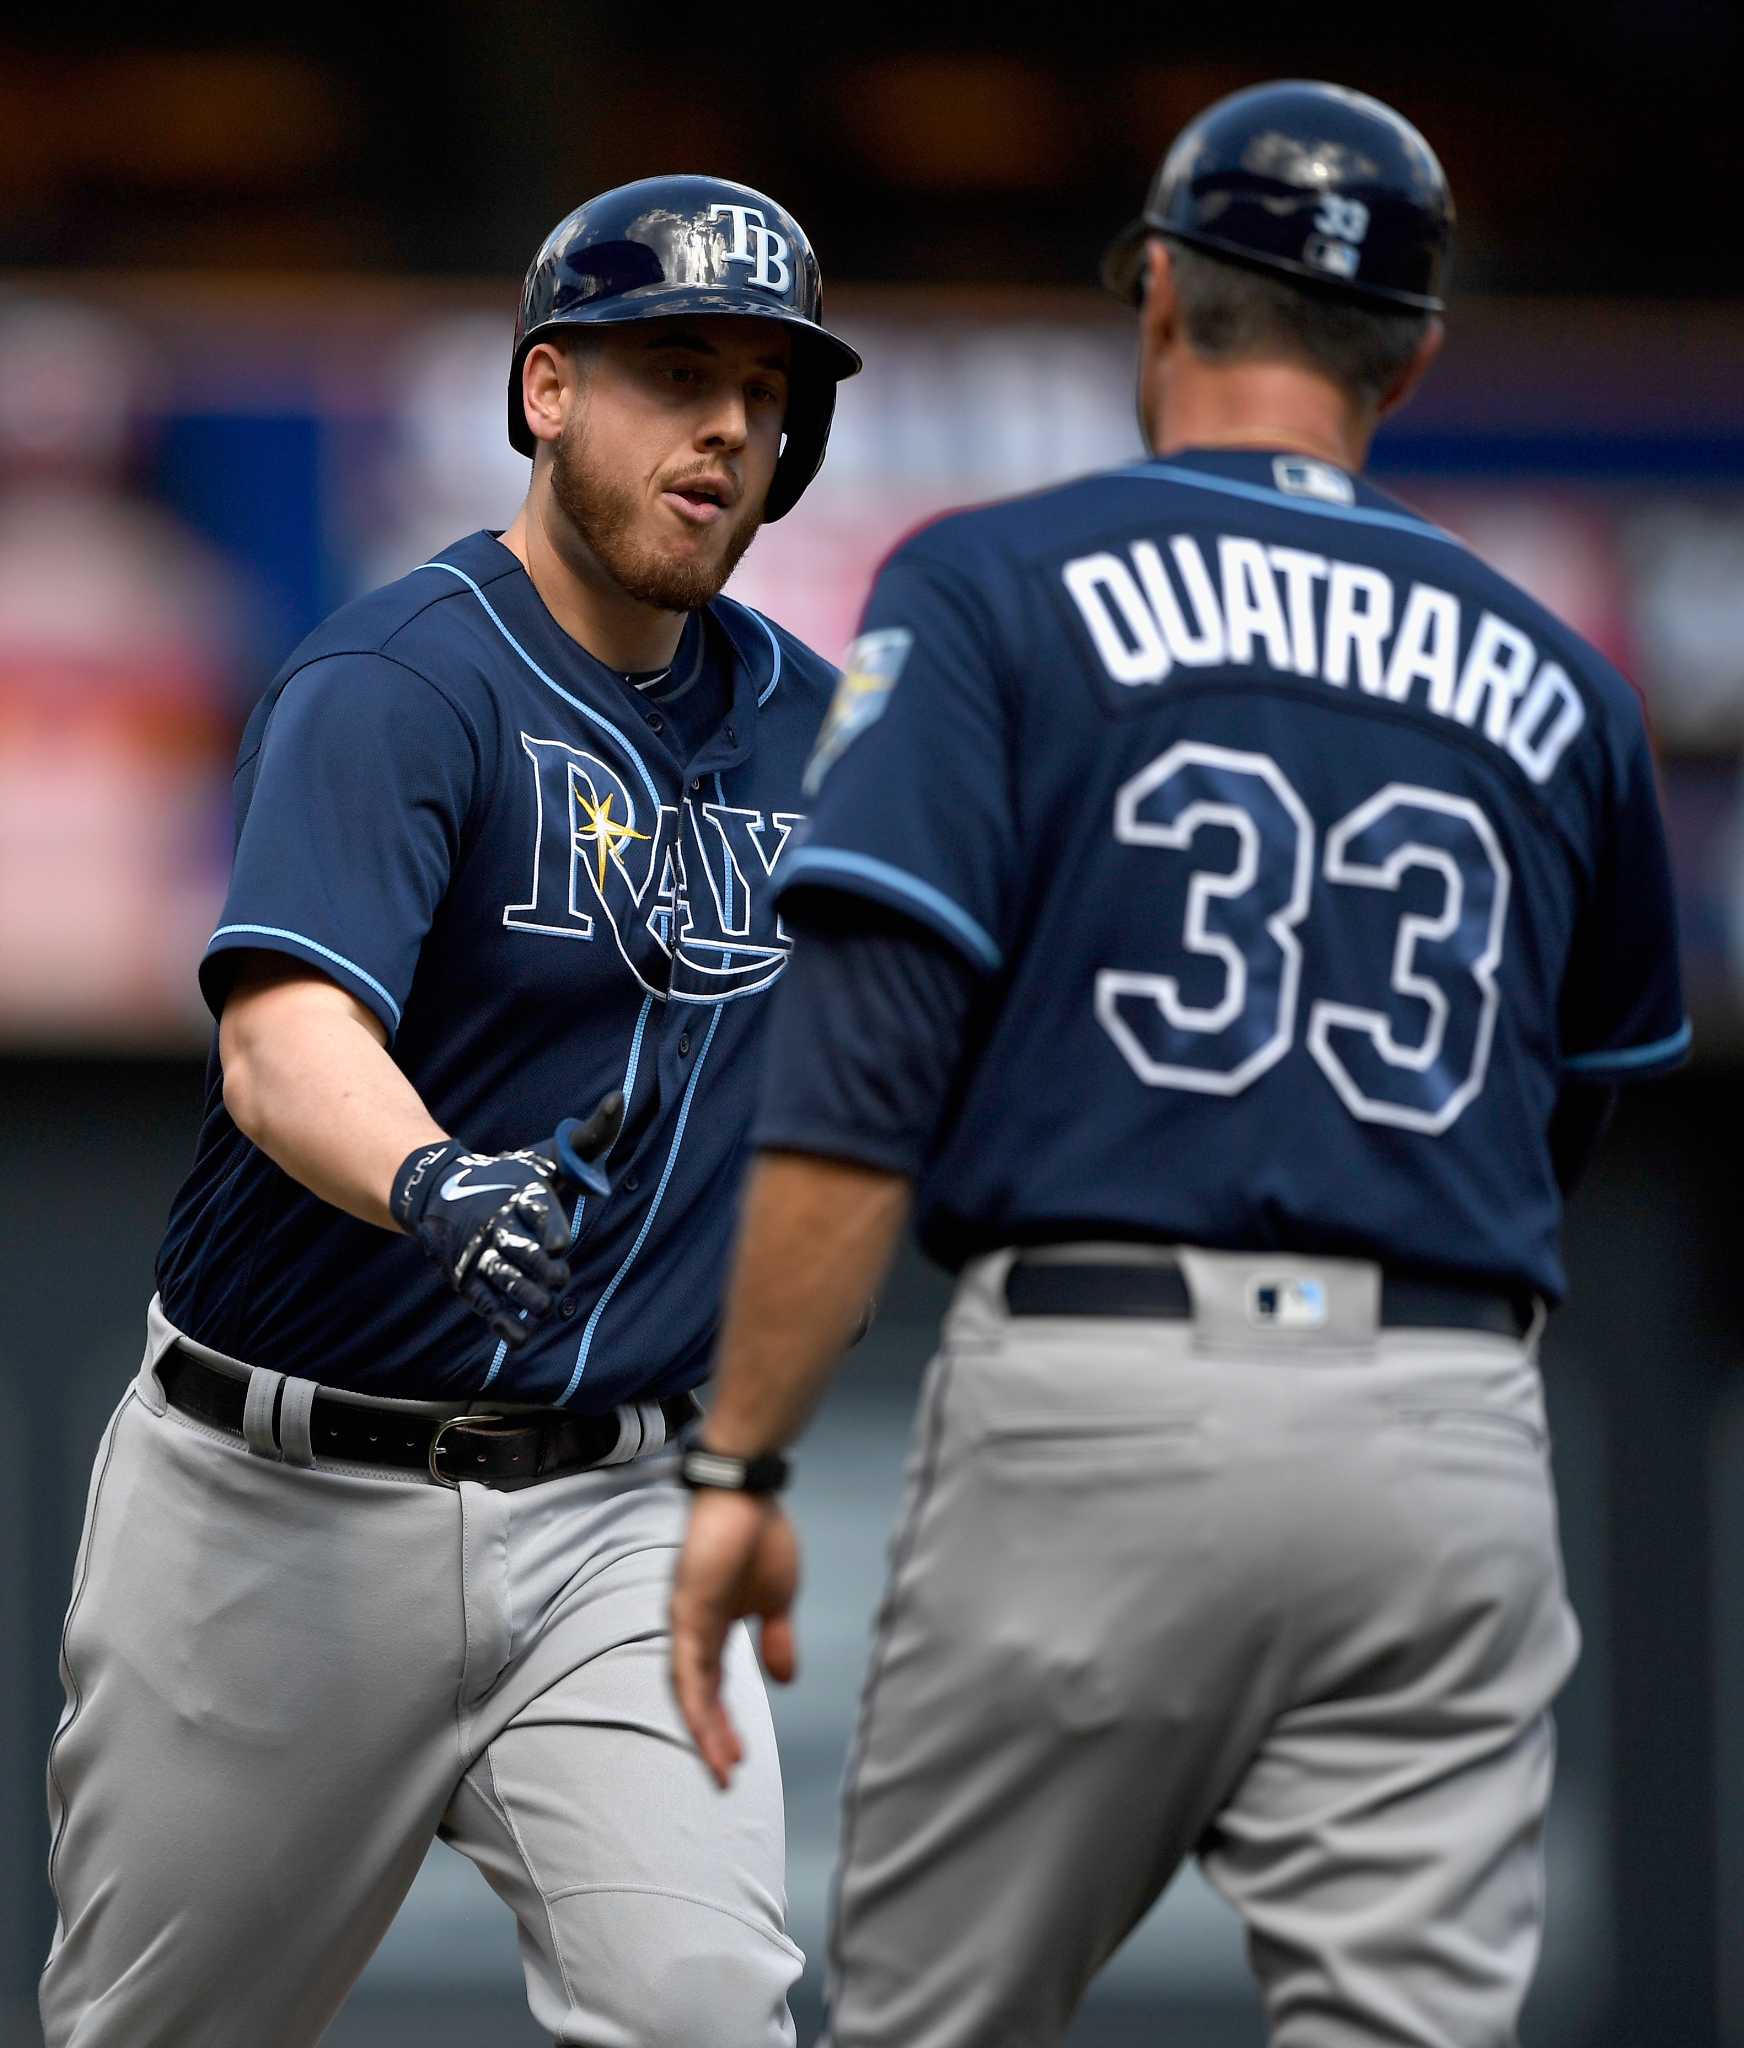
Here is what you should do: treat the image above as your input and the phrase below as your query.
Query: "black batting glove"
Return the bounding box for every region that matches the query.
[391,1092,624,1350]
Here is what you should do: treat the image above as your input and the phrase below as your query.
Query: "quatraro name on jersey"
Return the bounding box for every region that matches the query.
[1064,532,1585,785]
[501,733,799,1002]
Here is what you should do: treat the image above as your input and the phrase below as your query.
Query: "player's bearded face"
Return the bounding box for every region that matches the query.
[549,320,788,612]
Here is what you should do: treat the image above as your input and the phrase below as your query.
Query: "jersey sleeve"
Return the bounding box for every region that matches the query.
[1558,709,1690,1082]
[778,546,1018,975]
[753,897,982,1175]
[201,653,479,1040]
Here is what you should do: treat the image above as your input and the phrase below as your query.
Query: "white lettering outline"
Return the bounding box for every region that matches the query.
[1095,743,1315,1095]
[708,202,793,293]
[1306,785,1511,1134]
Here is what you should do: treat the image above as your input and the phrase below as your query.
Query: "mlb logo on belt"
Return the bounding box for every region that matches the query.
[1247,1276,1328,1330]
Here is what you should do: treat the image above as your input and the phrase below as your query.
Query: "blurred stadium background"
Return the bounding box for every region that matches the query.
[2,7,1740,2043]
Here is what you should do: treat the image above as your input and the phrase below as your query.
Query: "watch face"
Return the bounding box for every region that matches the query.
[744,1451,792,1494]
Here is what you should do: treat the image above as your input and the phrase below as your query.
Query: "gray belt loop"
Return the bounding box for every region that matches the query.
[277,1377,318,1468]
[594,1399,673,1466]
[1177,1248,1381,1347]
[242,1367,286,1460]
[952,1250,1017,1326]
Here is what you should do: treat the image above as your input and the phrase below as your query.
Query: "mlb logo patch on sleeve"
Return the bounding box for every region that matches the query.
[804,627,913,796]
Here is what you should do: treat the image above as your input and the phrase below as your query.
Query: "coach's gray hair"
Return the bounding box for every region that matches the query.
[1165,241,1431,408]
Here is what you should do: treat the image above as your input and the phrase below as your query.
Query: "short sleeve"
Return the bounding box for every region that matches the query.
[201,654,478,1039]
[1558,712,1690,1081]
[779,547,1018,974]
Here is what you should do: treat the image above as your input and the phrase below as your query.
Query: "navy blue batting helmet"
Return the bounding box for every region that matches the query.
[1103,81,1454,314]
[508,175,862,521]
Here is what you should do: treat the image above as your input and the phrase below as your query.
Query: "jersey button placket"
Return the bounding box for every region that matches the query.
[677,1031,691,1057]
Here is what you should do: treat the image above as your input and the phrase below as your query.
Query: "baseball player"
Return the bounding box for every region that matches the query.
[669,85,1689,2048]
[41,175,859,2048]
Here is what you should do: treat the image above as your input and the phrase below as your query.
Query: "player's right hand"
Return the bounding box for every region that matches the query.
[390,1092,624,1349]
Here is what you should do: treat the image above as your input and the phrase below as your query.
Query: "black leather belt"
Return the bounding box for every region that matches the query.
[159,1342,700,1490]
[1004,1256,1532,1339]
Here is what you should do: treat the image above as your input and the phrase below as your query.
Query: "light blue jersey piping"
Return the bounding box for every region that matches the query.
[207,924,402,1031]
[713,770,736,969]
[1121,463,1465,551]
[1564,1020,1692,1073]
[718,596,783,705]
[478,992,656,1392]
[559,1003,724,1404]
[413,559,661,813]
[780,847,1003,971]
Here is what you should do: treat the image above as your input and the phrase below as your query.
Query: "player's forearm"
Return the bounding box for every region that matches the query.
[220,971,445,1231]
[702,1150,911,1456]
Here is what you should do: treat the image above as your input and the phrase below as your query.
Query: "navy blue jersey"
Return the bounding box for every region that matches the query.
[157,530,833,1407]
[776,449,1688,1302]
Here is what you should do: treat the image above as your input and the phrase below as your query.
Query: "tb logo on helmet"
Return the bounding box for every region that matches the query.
[708,203,793,294]
[506,175,861,513]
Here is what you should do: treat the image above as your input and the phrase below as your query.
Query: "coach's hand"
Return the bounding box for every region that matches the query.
[671,1490,800,1788]
[391,1092,624,1349]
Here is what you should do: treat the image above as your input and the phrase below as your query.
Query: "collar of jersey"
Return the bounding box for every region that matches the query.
[1122,451,1459,547]
[623,610,704,704]
[423,532,768,775]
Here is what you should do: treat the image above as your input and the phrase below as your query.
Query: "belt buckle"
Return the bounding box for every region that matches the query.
[428,1411,512,1488]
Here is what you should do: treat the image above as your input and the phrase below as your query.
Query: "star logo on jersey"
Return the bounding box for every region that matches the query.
[804,627,912,796]
[574,791,649,894]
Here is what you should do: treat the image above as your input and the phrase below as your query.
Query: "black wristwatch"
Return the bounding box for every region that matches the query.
[678,1442,792,1496]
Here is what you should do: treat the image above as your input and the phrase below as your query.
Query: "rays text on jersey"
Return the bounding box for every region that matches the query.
[1063,534,1585,785]
[502,733,801,1001]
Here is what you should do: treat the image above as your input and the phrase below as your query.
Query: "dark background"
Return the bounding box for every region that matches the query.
[5,3,1742,298]
[2,7,1740,2043]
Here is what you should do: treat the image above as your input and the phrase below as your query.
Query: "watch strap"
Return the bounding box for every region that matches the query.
[679,1443,791,1495]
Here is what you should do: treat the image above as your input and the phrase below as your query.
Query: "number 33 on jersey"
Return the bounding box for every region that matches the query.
[785,451,1688,1303]
[1094,742,1506,1134]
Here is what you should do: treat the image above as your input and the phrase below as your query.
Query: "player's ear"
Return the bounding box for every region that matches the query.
[520,340,572,450]
[1376,315,1444,421]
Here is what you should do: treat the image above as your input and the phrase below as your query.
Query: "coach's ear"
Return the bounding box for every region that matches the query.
[1139,237,1180,354]
[1377,316,1445,420]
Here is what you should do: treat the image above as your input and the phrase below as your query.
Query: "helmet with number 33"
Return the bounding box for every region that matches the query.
[1102,81,1454,314]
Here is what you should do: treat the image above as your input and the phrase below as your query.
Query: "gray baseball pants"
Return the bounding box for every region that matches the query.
[823,1247,1581,2048]
[41,1299,801,2048]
